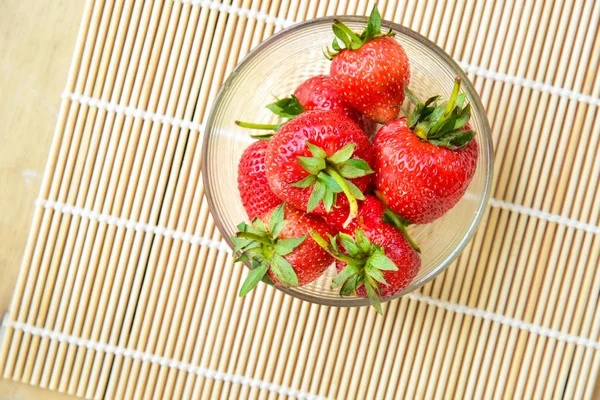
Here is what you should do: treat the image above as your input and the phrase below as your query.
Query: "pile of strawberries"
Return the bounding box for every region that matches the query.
[232,7,478,313]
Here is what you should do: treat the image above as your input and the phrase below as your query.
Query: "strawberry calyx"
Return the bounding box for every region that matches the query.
[266,95,305,118]
[405,77,476,150]
[235,95,305,136]
[232,204,306,296]
[324,5,394,59]
[311,229,398,314]
[292,141,373,226]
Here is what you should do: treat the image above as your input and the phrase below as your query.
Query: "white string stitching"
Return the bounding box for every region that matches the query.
[61,92,205,132]
[489,198,600,235]
[177,0,600,107]
[406,292,600,351]
[1,319,328,400]
[35,198,600,350]
[179,0,295,27]
[35,199,232,254]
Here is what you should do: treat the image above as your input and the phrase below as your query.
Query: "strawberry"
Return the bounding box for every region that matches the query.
[326,6,410,124]
[294,75,376,135]
[322,194,386,232]
[236,75,376,136]
[232,204,333,295]
[311,195,421,313]
[374,77,479,224]
[237,140,282,219]
[264,109,374,225]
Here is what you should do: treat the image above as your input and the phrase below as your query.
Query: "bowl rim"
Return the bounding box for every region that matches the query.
[202,15,494,308]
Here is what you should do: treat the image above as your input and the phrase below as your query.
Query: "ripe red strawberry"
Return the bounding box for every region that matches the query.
[236,75,376,137]
[264,109,374,225]
[322,194,383,230]
[374,77,479,224]
[232,204,333,295]
[294,75,376,135]
[311,195,421,313]
[238,140,282,219]
[326,6,410,124]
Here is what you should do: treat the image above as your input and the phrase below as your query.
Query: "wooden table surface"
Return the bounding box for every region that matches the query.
[0,0,82,398]
[1,1,598,399]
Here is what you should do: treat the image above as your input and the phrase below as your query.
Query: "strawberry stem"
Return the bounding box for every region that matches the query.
[383,208,421,253]
[444,77,462,117]
[325,166,359,227]
[310,231,359,266]
[427,77,462,134]
[235,120,280,131]
[250,132,274,140]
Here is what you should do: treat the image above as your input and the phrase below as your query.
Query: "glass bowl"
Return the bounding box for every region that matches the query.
[202,16,493,307]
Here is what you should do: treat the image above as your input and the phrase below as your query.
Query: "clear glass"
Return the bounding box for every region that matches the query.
[202,16,493,307]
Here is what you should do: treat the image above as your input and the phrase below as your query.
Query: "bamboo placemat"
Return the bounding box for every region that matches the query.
[1,0,599,398]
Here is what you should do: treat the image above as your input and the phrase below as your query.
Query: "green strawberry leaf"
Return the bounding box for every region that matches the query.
[266,95,305,119]
[454,103,471,129]
[338,159,374,179]
[368,251,398,271]
[332,38,341,51]
[234,253,249,263]
[362,5,382,42]
[231,235,253,252]
[332,20,363,50]
[306,142,328,159]
[364,279,383,314]
[237,221,263,236]
[239,264,269,296]
[338,233,361,256]
[261,274,275,285]
[291,174,317,188]
[345,180,366,201]
[355,229,371,253]
[366,266,387,285]
[430,129,475,150]
[271,253,299,287]
[297,156,326,175]
[404,85,422,108]
[307,181,326,212]
[236,231,272,246]
[269,204,285,231]
[327,233,339,253]
[327,143,356,164]
[317,172,343,193]
[251,217,268,233]
[323,188,335,212]
[271,220,287,240]
[331,264,360,289]
[274,235,307,255]
[424,95,441,108]
[340,274,360,296]
[455,93,467,108]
